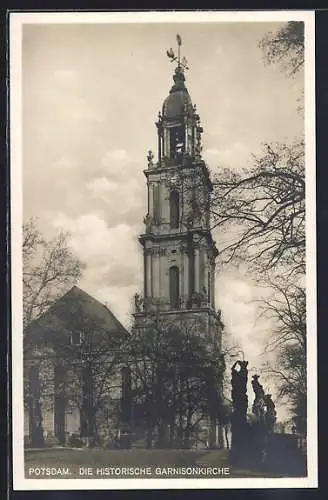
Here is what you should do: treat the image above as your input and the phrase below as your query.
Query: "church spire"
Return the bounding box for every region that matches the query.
[135,34,220,342]
[151,36,203,166]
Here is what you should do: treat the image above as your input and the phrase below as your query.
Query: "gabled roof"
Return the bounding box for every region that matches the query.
[25,286,130,348]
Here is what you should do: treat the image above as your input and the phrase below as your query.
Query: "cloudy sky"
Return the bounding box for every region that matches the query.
[21,18,304,408]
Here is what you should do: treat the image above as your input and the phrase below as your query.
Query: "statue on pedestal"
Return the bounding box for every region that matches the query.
[251,374,266,422]
[143,213,152,233]
[147,150,154,168]
[216,308,224,329]
[231,360,249,420]
[134,293,144,313]
[264,394,276,433]
[230,359,249,466]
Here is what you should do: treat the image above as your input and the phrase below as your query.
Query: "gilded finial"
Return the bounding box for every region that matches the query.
[166,34,189,71]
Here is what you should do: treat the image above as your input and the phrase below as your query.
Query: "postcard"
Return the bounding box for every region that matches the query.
[10,10,317,490]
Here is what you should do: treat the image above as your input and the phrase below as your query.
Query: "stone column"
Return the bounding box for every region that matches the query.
[148,183,154,217]
[153,184,159,222]
[204,250,209,304]
[158,181,163,223]
[211,262,216,309]
[158,253,162,302]
[158,129,162,164]
[164,128,170,157]
[153,251,160,298]
[160,184,167,225]
[194,247,200,293]
[191,125,195,157]
[183,250,189,305]
[146,251,152,298]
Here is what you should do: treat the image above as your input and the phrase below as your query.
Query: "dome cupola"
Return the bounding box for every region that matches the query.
[162,66,193,119]
[149,34,204,167]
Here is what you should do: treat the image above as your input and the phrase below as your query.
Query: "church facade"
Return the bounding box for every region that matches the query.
[24,39,225,450]
[24,286,129,448]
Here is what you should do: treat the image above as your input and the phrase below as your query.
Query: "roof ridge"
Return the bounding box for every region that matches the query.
[24,285,129,336]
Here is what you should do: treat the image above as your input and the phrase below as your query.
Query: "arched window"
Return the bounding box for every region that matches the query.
[169,126,185,158]
[169,266,180,309]
[170,190,180,229]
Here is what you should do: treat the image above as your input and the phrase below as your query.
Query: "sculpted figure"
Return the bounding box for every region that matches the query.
[251,374,266,420]
[134,293,143,313]
[147,150,154,168]
[264,394,276,433]
[231,360,249,419]
[143,213,152,233]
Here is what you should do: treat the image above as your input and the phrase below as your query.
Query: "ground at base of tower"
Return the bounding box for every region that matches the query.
[24,448,306,479]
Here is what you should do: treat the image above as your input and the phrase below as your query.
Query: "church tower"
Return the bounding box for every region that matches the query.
[134,36,222,348]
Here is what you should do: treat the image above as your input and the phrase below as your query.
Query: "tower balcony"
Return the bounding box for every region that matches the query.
[133,293,215,316]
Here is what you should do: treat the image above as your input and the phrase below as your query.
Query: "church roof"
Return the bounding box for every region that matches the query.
[162,67,193,119]
[25,285,129,349]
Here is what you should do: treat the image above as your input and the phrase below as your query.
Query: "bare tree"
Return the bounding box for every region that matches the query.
[128,317,225,449]
[259,21,304,77]
[23,218,84,329]
[23,219,85,446]
[206,24,306,435]
[259,21,304,113]
[260,279,306,434]
[211,140,305,278]
[257,23,306,432]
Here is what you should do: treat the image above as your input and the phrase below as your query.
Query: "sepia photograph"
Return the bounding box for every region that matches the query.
[10,10,317,490]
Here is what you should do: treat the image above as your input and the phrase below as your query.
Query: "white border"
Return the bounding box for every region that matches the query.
[10,10,317,490]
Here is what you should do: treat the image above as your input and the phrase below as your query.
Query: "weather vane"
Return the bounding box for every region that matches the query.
[166,34,189,71]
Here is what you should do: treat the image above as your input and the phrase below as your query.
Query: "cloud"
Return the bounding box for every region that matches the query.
[85,174,144,222]
[52,211,142,286]
[101,149,129,165]
[80,149,145,225]
[53,69,76,82]
[216,270,271,361]
[90,284,138,328]
[86,177,117,196]
[63,102,106,123]
[54,155,81,169]
[203,143,250,171]
[53,213,135,257]
[52,212,144,329]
